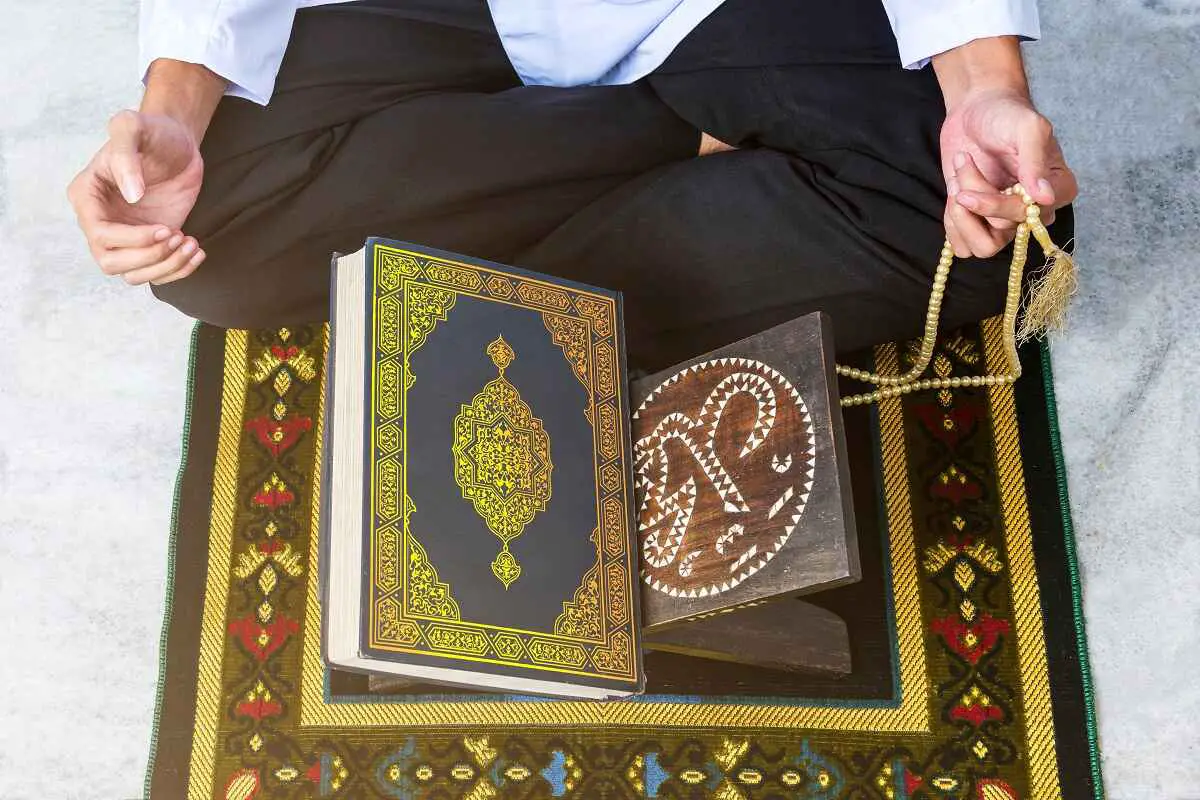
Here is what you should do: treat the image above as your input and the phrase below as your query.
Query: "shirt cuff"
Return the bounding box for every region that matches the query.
[892,0,1041,70]
[138,3,297,106]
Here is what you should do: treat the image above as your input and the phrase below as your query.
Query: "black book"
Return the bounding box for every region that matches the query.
[321,238,644,699]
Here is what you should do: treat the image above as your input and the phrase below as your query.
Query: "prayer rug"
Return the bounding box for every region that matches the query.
[144,319,1103,799]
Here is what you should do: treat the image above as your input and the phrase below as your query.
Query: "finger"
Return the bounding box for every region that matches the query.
[151,250,206,286]
[107,110,146,204]
[945,208,972,259]
[1044,160,1079,211]
[121,238,204,286]
[955,190,1026,225]
[948,193,1008,258]
[1014,114,1056,206]
[90,221,172,250]
[67,165,110,231]
[96,233,188,276]
[948,151,1018,229]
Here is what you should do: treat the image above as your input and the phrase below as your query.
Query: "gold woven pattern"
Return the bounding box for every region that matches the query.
[983,317,1061,800]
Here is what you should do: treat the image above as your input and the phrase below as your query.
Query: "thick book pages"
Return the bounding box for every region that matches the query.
[323,239,643,699]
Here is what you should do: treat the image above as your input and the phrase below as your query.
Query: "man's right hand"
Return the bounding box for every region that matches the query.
[68,111,205,285]
[68,59,227,286]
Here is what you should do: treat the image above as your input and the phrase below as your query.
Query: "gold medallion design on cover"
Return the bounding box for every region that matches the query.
[452,336,553,588]
[633,358,816,598]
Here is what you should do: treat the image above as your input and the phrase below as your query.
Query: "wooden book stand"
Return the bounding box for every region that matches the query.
[630,312,860,674]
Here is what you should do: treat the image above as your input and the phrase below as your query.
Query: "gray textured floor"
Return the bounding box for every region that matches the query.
[1,2,1197,797]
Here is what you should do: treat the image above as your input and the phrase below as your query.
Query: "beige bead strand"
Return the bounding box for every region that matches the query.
[835,184,1064,408]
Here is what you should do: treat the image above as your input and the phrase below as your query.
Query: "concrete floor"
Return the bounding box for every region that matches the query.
[1,1,1197,797]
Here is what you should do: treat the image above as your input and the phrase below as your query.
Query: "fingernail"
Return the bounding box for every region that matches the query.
[957,192,979,210]
[168,234,183,249]
[121,179,143,204]
[953,151,967,169]
[190,250,206,267]
[947,178,960,196]
[181,239,197,255]
[1037,179,1054,200]
[153,228,170,242]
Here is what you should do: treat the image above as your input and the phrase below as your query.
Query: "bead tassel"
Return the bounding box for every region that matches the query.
[1018,222,1078,343]
[836,185,1075,407]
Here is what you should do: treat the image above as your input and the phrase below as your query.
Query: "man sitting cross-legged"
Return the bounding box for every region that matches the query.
[68,0,1076,370]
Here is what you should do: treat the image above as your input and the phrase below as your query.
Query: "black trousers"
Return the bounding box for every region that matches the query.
[153,0,1072,372]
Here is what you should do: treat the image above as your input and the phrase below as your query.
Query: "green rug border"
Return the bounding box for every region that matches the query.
[143,322,201,800]
[1038,341,1105,798]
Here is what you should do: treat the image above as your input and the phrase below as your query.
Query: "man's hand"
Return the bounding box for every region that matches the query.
[933,37,1078,259]
[68,111,205,284]
[67,60,226,285]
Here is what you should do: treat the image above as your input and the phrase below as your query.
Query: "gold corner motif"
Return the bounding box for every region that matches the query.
[406,533,461,621]
[543,313,591,390]
[553,564,603,640]
[406,282,456,355]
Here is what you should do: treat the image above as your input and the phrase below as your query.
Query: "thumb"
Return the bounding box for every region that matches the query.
[106,110,146,204]
[1015,113,1056,207]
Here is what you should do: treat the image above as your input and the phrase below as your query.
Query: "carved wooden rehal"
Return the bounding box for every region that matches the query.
[634,358,816,598]
[631,312,859,631]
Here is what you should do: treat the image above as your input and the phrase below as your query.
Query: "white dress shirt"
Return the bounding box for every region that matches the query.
[139,0,1040,106]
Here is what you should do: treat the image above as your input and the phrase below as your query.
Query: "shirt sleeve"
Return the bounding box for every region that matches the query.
[880,0,1041,70]
[138,0,300,105]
